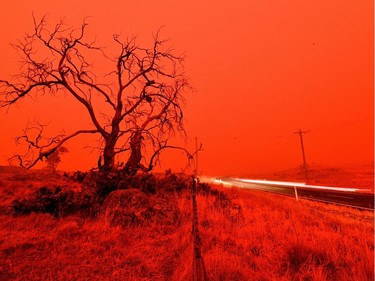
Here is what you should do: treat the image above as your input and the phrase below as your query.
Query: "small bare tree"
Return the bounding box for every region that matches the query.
[46,146,68,171]
[1,16,191,174]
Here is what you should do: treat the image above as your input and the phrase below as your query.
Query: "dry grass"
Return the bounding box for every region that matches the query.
[0,167,373,280]
[0,214,193,280]
[198,186,374,280]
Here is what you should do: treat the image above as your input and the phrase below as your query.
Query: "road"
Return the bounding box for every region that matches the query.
[199,176,374,210]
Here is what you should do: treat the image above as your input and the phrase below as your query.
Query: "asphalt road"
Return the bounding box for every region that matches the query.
[199,176,374,210]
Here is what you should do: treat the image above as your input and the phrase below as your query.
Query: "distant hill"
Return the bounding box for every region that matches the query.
[246,162,374,191]
[0,165,25,173]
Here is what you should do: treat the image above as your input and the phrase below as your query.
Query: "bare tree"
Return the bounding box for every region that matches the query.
[46,146,68,171]
[0,16,191,174]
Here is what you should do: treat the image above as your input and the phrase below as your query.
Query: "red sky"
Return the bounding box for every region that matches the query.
[0,1,373,176]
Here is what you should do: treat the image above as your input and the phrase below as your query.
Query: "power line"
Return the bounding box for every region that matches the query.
[307,117,373,133]
[195,116,373,141]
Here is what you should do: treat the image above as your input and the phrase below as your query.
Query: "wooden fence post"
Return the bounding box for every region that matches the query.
[191,177,207,281]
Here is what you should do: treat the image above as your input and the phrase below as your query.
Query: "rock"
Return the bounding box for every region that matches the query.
[100,189,180,226]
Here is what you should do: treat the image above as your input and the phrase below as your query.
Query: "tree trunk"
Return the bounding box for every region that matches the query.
[124,130,144,175]
[102,137,116,172]
[101,117,122,172]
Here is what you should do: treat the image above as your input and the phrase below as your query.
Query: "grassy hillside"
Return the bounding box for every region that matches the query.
[245,162,374,191]
[0,168,373,280]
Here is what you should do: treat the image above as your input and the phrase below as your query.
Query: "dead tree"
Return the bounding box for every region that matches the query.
[0,15,190,173]
[46,146,68,171]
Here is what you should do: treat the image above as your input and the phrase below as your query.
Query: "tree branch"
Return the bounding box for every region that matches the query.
[11,128,99,169]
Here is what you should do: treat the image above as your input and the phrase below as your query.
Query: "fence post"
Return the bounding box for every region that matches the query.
[191,177,207,281]
[294,186,299,201]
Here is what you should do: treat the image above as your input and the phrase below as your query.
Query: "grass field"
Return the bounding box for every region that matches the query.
[0,165,373,280]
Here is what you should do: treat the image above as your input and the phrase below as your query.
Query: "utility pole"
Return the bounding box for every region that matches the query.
[294,129,309,181]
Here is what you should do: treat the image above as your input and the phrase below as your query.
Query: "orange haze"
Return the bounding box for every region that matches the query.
[0,1,373,176]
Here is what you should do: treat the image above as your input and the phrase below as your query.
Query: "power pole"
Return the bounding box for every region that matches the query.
[294,129,309,181]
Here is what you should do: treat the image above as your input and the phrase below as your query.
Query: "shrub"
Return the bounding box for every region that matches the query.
[11,185,98,217]
[63,171,88,183]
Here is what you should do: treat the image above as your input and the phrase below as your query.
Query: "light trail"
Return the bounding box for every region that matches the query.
[198,175,374,209]
[232,178,363,193]
[200,176,369,193]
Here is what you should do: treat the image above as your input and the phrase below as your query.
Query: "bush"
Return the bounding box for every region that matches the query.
[10,171,190,218]
[11,185,98,217]
[63,171,88,183]
[159,173,190,193]
[9,171,242,223]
